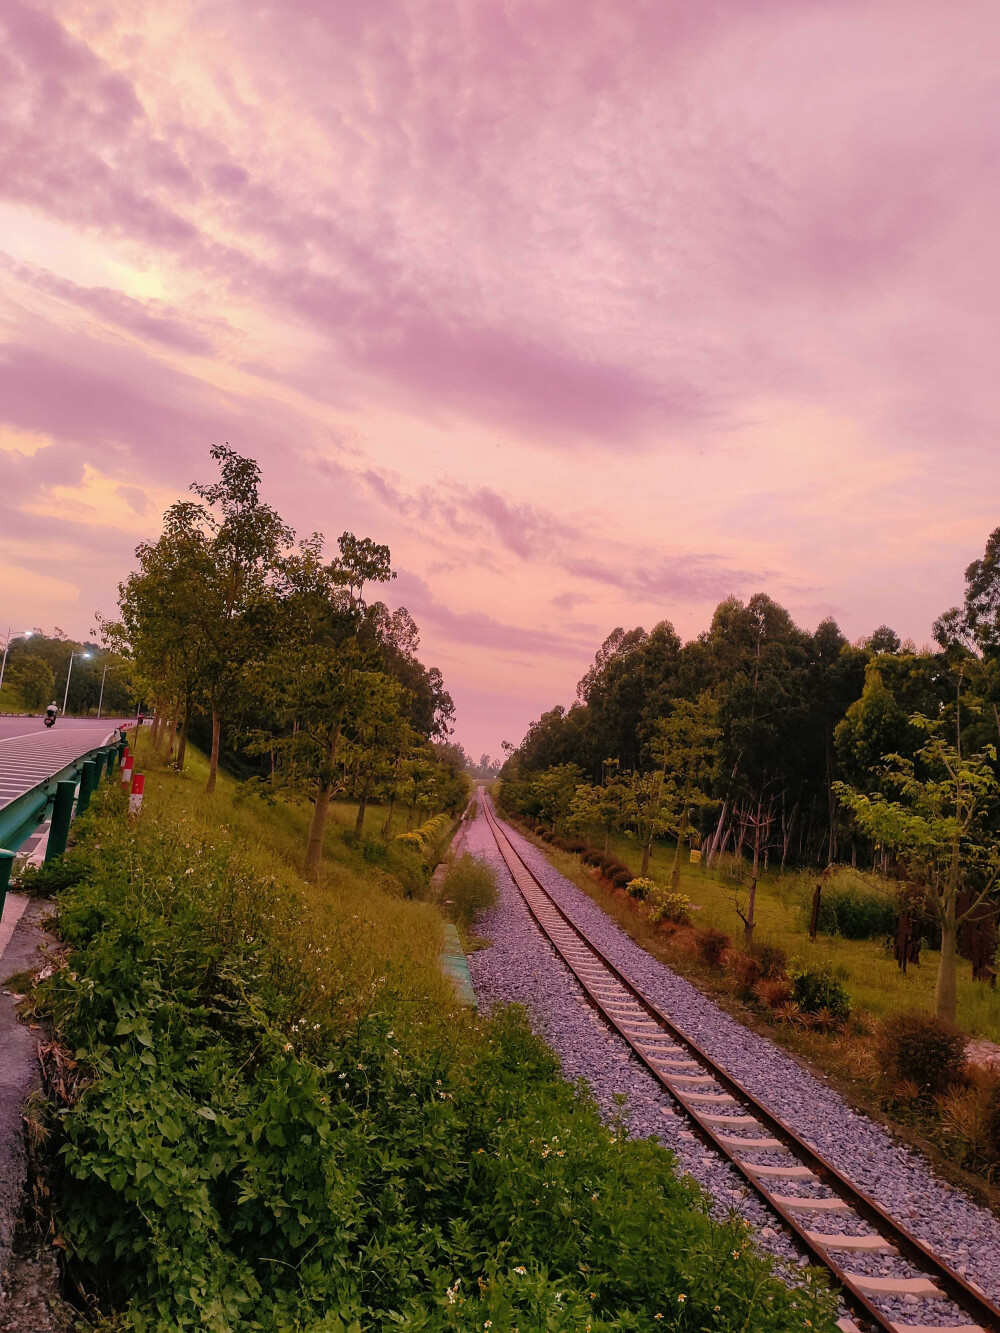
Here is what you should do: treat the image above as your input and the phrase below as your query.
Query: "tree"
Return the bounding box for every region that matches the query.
[248,530,395,879]
[835,717,1000,1023]
[12,654,54,710]
[532,764,584,829]
[649,695,719,890]
[567,762,626,854]
[169,445,294,793]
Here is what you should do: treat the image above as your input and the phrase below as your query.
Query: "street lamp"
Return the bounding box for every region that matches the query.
[97,658,118,719]
[0,628,33,699]
[62,649,91,715]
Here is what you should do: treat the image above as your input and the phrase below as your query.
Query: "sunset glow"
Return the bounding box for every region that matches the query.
[2,0,998,755]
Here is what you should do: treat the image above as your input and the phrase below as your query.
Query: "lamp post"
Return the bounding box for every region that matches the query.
[0,628,33,699]
[97,658,118,719]
[62,649,91,715]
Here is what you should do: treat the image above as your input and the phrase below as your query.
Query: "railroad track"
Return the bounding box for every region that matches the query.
[480,795,1000,1333]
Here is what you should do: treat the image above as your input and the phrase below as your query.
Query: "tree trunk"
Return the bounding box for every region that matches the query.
[176,691,191,772]
[826,729,836,865]
[406,804,415,831]
[305,780,334,880]
[706,801,728,869]
[165,698,179,760]
[743,878,757,947]
[382,794,396,839]
[669,776,693,891]
[641,824,653,876]
[935,838,962,1023]
[205,708,221,793]
[303,719,344,880]
[354,774,372,838]
[604,823,612,856]
[151,703,164,751]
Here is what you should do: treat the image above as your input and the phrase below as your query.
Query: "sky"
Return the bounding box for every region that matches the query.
[1,0,999,759]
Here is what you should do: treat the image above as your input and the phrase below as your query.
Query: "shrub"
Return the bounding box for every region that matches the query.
[551,836,569,851]
[753,976,794,1009]
[564,839,587,854]
[879,1012,968,1098]
[822,884,897,940]
[443,853,499,929]
[626,877,655,900]
[394,831,425,853]
[724,950,761,998]
[582,850,602,866]
[791,967,851,1024]
[12,850,90,895]
[752,942,787,979]
[647,887,693,925]
[610,868,633,890]
[598,855,618,873]
[695,928,730,968]
[539,829,554,842]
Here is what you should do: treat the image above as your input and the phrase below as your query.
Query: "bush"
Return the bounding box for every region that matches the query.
[550,835,569,850]
[442,853,499,929]
[564,839,587,854]
[752,942,787,979]
[821,884,897,940]
[394,830,425,853]
[695,928,730,968]
[879,1012,968,1098]
[582,850,603,866]
[12,850,90,896]
[539,829,554,842]
[608,868,631,889]
[647,886,693,925]
[724,950,761,998]
[791,967,851,1024]
[598,854,618,873]
[753,977,794,1009]
[626,877,655,900]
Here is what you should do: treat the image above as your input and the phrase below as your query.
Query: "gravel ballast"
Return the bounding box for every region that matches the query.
[464,801,1000,1328]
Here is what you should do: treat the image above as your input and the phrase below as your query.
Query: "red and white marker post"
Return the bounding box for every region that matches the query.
[120,749,133,790]
[129,773,145,816]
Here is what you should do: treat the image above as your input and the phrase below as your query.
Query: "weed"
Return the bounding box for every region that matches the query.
[442,854,498,929]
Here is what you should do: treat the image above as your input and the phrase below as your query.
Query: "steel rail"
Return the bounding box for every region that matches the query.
[482,795,1000,1333]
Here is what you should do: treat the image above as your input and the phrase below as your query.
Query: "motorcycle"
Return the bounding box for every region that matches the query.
[44,712,57,728]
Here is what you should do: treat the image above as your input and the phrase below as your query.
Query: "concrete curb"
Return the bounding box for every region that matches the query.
[0,902,55,1298]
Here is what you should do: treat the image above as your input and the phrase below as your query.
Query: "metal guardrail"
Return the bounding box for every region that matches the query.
[0,732,125,904]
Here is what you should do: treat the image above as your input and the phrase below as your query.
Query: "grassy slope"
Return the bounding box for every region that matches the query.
[28,746,837,1332]
[600,829,1000,1041]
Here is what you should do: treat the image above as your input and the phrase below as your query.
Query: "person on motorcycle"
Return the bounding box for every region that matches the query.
[45,701,59,724]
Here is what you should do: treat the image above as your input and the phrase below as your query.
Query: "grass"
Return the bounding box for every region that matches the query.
[597,829,1000,1041]
[19,742,839,1332]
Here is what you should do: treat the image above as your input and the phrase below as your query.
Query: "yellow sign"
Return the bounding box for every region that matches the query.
[689,849,702,863]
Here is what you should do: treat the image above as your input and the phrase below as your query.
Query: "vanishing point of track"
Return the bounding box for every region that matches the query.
[481,794,1000,1333]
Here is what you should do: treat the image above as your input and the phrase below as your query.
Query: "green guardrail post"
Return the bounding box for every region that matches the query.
[46,779,77,863]
[0,849,14,924]
[77,760,98,815]
[105,747,117,781]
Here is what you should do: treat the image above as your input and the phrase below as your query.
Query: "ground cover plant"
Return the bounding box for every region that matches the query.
[25,756,838,1333]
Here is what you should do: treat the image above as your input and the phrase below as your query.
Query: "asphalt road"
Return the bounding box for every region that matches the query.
[0,719,129,811]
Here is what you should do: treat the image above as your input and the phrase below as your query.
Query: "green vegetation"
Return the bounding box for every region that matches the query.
[0,631,131,715]
[27,755,837,1332]
[103,446,468,873]
[440,853,498,930]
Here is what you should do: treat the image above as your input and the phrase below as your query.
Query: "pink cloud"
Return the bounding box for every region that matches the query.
[2,0,999,754]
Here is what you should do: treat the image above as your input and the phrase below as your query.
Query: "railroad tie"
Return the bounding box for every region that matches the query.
[676,1090,737,1105]
[770,1194,850,1212]
[744,1162,817,1180]
[846,1274,944,1299]
[887,1326,986,1333]
[806,1232,897,1254]
[717,1134,787,1152]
